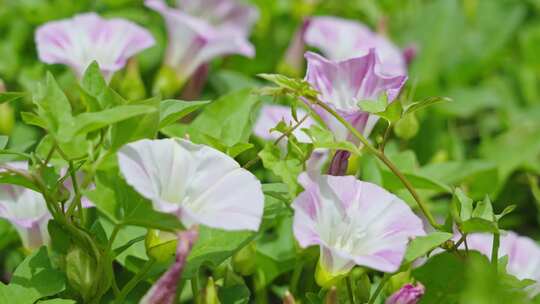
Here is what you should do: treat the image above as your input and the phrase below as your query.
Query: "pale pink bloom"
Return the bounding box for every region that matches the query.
[0,163,50,250]
[140,228,198,304]
[118,138,264,231]
[253,104,328,177]
[35,13,155,80]
[463,232,540,296]
[304,51,406,142]
[304,16,406,76]
[293,173,424,275]
[145,0,257,83]
[385,283,425,304]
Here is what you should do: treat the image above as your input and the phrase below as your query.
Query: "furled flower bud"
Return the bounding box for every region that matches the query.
[385,283,424,304]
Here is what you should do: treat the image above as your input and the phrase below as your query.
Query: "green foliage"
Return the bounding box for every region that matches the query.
[0,247,66,303]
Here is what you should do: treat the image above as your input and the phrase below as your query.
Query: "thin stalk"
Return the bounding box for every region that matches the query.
[310,98,441,230]
[290,259,305,295]
[115,258,156,304]
[368,274,390,304]
[491,232,500,271]
[191,269,201,304]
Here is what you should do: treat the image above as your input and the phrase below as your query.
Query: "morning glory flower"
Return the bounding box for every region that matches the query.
[35,13,155,80]
[293,173,424,278]
[304,51,407,142]
[0,163,50,250]
[145,0,257,87]
[386,283,425,304]
[463,231,540,296]
[118,138,264,231]
[304,16,407,77]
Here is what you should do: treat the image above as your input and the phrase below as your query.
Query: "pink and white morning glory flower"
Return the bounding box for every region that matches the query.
[145,0,258,85]
[0,163,50,250]
[463,231,540,296]
[304,16,407,77]
[117,138,264,231]
[35,13,155,80]
[293,173,425,278]
[304,51,407,142]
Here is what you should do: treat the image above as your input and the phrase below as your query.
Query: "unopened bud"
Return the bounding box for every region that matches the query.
[153,65,185,98]
[232,242,256,276]
[202,276,220,304]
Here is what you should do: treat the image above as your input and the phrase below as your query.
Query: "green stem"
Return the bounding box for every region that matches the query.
[191,269,201,304]
[311,98,441,230]
[290,259,304,295]
[346,276,356,304]
[115,259,156,304]
[368,274,390,304]
[491,232,500,271]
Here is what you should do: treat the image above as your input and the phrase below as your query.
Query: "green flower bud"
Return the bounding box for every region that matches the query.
[114,59,146,101]
[152,65,185,98]
[394,113,419,140]
[145,229,178,263]
[202,276,220,304]
[232,242,256,276]
[65,246,98,302]
[0,103,15,135]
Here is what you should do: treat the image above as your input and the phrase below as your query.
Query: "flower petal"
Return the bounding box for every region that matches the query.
[305,16,406,76]
[293,174,425,274]
[146,0,254,81]
[35,13,155,78]
[118,138,195,213]
[118,139,264,231]
[176,139,264,231]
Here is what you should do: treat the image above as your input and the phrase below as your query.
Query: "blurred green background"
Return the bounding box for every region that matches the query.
[0,0,539,239]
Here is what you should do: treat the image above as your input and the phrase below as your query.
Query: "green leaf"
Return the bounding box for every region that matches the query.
[461,217,498,234]
[59,104,157,140]
[0,136,7,149]
[0,92,26,104]
[85,170,183,231]
[80,61,106,111]
[110,97,160,151]
[259,143,303,197]
[413,252,466,303]
[159,99,210,129]
[182,226,255,279]
[303,124,361,154]
[183,89,260,147]
[358,94,403,123]
[471,196,495,222]
[21,112,48,129]
[403,96,452,115]
[38,299,77,304]
[404,232,453,264]
[0,247,66,303]
[33,72,73,135]
[257,73,317,98]
[496,204,516,221]
[453,188,474,222]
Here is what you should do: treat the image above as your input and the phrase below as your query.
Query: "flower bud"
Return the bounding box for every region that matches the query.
[0,103,15,135]
[115,59,146,101]
[232,242,256,276]
[65,246,99,302]
[152,65,185,98]
[145,229,178,263]
[202,276,220,304]
[385,283,424,304]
